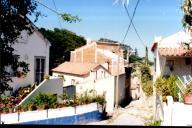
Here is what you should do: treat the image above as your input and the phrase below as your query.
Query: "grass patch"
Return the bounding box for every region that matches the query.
[145,120,161,126]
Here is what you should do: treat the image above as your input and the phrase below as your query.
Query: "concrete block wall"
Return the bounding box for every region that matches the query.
[18,77,63,106]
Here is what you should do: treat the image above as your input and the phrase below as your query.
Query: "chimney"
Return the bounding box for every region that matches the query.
[154,36,162,43]
[86,38,92,45]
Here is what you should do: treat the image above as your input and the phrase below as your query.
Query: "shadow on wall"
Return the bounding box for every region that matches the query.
[120,67,133,108]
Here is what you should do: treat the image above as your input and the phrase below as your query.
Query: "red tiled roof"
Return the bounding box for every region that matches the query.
[159,48,192,57]
[52,62,102,76]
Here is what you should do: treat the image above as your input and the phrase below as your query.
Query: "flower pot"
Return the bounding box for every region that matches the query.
[184,95,192,105]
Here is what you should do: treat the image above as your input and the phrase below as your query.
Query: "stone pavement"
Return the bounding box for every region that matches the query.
[86,97,154,126]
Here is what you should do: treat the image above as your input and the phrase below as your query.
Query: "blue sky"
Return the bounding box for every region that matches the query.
[31,0,184,60]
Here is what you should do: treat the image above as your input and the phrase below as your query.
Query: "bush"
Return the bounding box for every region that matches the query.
[142,80,153,97]
[140,64,152,84]
[76,91,93,105]
[93,95,106,105]
[155,75,179,102]
[30,92,57,109]
[139,63,153,97]
[145,121,161,126]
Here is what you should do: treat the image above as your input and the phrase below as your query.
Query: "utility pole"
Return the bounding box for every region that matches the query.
[115,44,120,109]
[145,46,148,64]
[127,49,129,64]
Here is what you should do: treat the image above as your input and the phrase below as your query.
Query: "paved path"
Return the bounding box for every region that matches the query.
[87,98,154,126]
[108,113,144,125]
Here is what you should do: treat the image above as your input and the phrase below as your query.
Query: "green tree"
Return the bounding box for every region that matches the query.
[0,0,38,94]
[0,0,81,94]
[39,28,86,72]
[129,55,143,63]
[182,0,192,31]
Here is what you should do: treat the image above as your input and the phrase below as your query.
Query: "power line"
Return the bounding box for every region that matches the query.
[121,0,140,44]
[124,3,146,47]
[52,0,62,28]
[33,0,61,15]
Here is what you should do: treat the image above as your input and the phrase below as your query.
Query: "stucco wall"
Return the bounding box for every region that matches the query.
[52,72,85,86]
[18,78,63,106]
[9,30,50,91]
[153,49,166,82]
[52,67,110,87]
[75,74,125,114]
[75,76,116,113]
[163,57,192,76]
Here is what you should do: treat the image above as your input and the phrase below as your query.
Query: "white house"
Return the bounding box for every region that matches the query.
[151,30,192,83]
[51,39,128,114]
[52,61,125,114]
[6,25,51,92]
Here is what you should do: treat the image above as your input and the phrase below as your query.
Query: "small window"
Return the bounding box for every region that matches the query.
[71,79,75,85]
[185,58,191,65]
[166,60,174,71]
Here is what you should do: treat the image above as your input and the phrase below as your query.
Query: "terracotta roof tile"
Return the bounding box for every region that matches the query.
[159,48,192,57]
[52,62,101,76]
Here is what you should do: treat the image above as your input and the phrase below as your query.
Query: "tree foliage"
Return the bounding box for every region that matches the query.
[129,55,142,63]
[61,13,81,23]
[0,0,82,94]
[0,0,39,94]
[39,28,86,71]
[182,0,192,31]
[155,75,179,101]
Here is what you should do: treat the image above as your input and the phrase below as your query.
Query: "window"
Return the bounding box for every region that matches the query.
[95,71,97,80]
[71,79,75,85]
[166,60,174,71]
[35,57,45,84]
[185,58,191,65]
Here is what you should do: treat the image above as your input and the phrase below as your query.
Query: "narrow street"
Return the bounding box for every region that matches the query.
[87,97,154,126]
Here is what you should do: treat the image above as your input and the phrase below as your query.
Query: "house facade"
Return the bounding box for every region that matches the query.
[52,40,127,113]
[70,40,126,75]
[6,29,51,92]
[151,30,192,82]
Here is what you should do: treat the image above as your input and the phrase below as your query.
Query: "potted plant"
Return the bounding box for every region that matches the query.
[44,74,50,80]
[184,83,192,105]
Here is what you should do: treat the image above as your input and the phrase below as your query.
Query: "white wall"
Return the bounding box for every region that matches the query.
[75,76,115,114]
[52,68,126,114]
[153,49,166,82]
[52,67,110,87]
[19,77,63,106]
[1,103,98,124]
[75,74,126,114]
[52,72,85,86]
[9,30,50,91]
